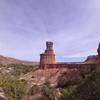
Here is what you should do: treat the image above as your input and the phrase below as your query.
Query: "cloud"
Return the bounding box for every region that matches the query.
[0,0,100,61]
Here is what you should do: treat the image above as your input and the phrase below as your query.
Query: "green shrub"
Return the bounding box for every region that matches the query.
[59,68,100,100]
[41,83,57,100]
[28,85,40,95]
[0,73,28,100]
[8,64,37,76]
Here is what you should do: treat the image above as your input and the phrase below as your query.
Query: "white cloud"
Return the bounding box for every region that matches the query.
[0,0,100,61]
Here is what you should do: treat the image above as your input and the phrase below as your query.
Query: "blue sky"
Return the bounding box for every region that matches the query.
[0,0,100,61]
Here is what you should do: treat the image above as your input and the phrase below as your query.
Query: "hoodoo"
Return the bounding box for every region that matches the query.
[97,43,100,57]
[40,41,56,69]
[85,43,100,63]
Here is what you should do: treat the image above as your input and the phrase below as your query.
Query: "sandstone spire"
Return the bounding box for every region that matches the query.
[97,43,100,56]
[40,41,56,69]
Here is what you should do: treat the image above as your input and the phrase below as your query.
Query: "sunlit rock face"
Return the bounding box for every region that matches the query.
[40,41,56,69]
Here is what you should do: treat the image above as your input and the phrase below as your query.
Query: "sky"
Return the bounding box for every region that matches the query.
[0,0,100,62]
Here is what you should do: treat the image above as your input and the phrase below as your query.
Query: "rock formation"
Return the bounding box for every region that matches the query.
[40,41,100,69]
[21,41,100,86]
[40,41,56,69]
[85,43,100,64]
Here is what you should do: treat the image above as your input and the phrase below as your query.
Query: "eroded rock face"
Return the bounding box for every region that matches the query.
[85,55,99,63]
[39,42,100,69]
[85,43,100,64]
[85,55,100,63]
[97,43,100,56]
[20,67,80,86]
[40,41,56,69]
[31,42,100,86]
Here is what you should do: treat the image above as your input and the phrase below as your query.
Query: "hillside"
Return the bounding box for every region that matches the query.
[20,67,79,86]
[0,55,38,65]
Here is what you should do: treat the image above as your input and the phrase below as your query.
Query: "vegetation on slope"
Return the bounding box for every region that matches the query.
[0,73,28,100]
[8,64,38,76]
[0,64,100,100]
[59,68,100,100]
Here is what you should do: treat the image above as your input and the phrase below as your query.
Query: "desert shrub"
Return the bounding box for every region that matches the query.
[0,73,28,100]
[41,82,57,100]
[72,68,100,100]
[59,88,72,100]
[57,71,81,88]
[28,85,40,95]
[59,68,100,100]
[7,64,37,76]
